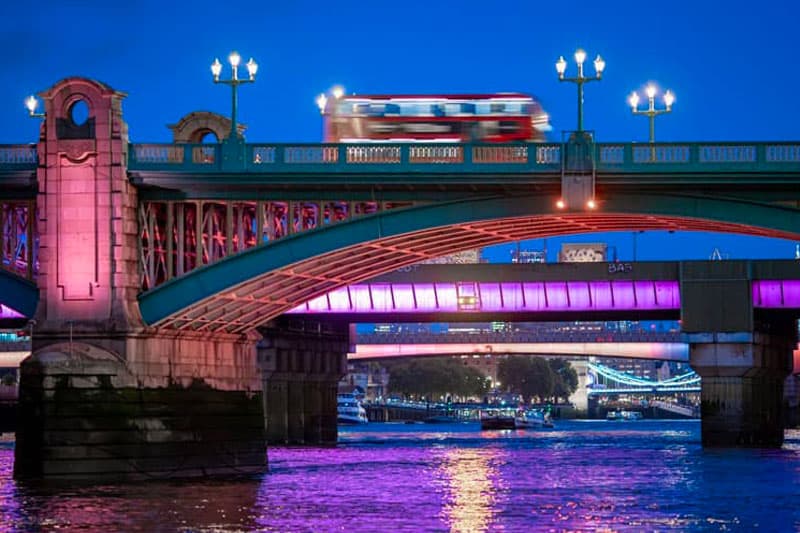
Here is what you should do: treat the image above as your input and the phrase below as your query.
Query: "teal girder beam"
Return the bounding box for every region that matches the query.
[137,192,800,333]
[0,269,38,319]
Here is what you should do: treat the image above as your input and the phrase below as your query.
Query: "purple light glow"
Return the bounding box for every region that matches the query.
[289,280,682,314]
[349,342,689,362]
[0,304,23,319]
[752,280,800,308]
[290,279,800,315]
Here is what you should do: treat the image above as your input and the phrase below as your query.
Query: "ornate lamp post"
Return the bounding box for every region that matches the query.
[315,86,344,142]
[211,51,258,141]
[24,96,45,118]
[628,84,674,143]
[555,49,605,132]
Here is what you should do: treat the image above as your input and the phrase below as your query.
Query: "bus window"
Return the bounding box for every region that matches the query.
[444,103,461,115]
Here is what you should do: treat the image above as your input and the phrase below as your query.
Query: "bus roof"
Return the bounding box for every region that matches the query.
[337,93,535,101]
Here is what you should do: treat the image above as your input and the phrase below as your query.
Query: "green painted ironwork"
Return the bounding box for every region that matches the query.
[4,141,800,180]
[137,191,800,326]
[126,141,800,175]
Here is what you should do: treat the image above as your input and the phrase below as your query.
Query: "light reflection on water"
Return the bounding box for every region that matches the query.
[436,447,504,532]
[1,421,800,531]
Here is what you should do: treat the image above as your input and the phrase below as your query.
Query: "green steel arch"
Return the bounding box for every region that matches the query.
[138,192,800,333]
[0,269,38,320]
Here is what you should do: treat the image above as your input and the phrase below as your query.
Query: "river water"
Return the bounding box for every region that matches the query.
[1,420,800,532]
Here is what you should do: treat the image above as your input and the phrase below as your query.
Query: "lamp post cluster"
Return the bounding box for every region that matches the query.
[628,84,675,143]
[555,49,605,132]
[210,51,258,141]
[554,48,676,142]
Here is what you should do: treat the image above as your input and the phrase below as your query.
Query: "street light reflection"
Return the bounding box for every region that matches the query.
[437,448,504,532]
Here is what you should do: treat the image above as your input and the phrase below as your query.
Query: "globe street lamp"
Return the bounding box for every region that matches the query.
[316,85,345,142]
[211,51,258,141]
[628,84,674,143]
[24,95,44,118]
[555,49,605,132]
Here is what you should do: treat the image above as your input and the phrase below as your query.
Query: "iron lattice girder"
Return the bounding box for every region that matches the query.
[138,199,411,290]
[0,200,35,280]
[138,192,800,333]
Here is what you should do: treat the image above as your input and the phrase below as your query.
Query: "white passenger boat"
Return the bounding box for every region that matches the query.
[607,409,643,421]
[514,409,554,429]
[337,393,369,424]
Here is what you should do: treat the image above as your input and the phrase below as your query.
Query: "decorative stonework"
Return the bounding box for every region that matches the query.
[34,77,138,331]
[168,111,246,143]
[57,139,96,163]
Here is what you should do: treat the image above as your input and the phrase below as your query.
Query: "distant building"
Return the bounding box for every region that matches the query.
[340,362,389,401]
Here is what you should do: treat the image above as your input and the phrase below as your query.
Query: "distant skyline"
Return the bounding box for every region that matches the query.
[3,0,798,259]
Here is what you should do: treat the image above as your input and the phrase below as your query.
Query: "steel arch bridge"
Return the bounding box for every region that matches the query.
[4,139,800,334]
[136,191,800,332]
[587,362,700,395]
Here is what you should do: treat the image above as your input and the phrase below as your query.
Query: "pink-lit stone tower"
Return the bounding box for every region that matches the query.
[14,78,267,481]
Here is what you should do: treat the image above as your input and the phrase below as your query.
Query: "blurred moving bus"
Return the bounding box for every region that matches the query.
[321,93,550,143]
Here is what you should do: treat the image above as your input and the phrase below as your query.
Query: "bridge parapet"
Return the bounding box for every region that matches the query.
[0,145,37,167]
[127,141,800,174]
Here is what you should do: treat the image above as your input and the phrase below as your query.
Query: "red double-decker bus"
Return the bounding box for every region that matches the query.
[321,93,550,143]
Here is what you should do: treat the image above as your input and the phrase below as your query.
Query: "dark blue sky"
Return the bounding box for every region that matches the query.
[3,0,798,262]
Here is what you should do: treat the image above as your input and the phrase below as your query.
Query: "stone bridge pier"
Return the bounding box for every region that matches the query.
[682,262,797,447]
[15,329,265,480]
[258,319,348,445]
[13,76,269,481]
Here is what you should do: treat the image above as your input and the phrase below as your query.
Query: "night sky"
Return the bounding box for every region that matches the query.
[2,0,798,262]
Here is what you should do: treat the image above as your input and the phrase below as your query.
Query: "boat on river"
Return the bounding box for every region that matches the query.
[514,409,554,429]
[337,393,369,424]
[606,410,643,421]
[480,408,516,430]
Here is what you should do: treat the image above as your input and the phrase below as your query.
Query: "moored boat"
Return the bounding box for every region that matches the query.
[337,393,369,424]
[514,409,554,429]
[480,408,516,430]
[606,409,642,421]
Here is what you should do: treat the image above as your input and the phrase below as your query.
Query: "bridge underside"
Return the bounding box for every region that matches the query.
[140,192,800,334]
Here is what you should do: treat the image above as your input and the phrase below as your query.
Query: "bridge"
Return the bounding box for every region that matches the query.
[586,362,700,395]
[2,76,800,481]
[349,328,688,362]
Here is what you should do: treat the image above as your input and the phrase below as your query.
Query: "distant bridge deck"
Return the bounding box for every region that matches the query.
[349,341,688,362]
[288,261,800,322]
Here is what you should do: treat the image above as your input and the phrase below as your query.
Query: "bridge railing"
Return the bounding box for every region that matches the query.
[6,141,800,173]
[128,142,561,172]
[127,141,800,173]
[0,145,38,169]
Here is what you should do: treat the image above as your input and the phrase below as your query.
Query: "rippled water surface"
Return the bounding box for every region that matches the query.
[2,420,800,532]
